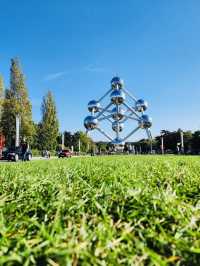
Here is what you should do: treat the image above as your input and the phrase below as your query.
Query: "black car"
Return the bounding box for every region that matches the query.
[7,147,32,162]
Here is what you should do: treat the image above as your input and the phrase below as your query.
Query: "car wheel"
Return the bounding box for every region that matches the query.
[15,154,19,162]
[27,154,32,161]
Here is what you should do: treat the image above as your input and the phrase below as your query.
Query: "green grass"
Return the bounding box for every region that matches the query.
[0,155,200,265]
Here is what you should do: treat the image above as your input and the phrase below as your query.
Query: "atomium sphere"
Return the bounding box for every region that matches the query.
[111,76,124,89]
[110,90,125,105]
[112,121,124,132]
[88,100,100,113]
[135,99,148,112]
[111,138,125,146]
[112,107,125,120]
[84,116,98,130]
[138,115,152,129]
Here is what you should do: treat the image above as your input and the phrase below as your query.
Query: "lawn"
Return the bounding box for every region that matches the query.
[0,156,200,265]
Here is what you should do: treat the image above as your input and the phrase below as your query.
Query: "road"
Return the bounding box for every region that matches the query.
[0,155,90,163]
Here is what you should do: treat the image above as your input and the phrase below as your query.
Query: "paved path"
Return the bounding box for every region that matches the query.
[0,155,90,163]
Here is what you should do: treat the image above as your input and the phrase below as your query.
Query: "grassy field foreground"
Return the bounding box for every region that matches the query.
[0,156,200,265]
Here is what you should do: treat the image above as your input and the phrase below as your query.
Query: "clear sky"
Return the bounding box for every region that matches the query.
[1,0,200,141]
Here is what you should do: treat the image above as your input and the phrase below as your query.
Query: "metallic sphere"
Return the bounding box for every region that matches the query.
[111,76,124,89]
[135,99,148,112]
[84,116,98,130]
[110,90,125,105]
[112,121,124,132]
[88,100,100,113]
[138,115,152,129]
[112,107,125,120]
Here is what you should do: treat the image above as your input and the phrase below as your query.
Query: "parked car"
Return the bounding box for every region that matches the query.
[7,147,32,162]
[58,149,72,158]
[1,148,9,160]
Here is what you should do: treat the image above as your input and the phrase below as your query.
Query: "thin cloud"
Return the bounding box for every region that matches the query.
[44,71,69,81]
[43,65,110,82]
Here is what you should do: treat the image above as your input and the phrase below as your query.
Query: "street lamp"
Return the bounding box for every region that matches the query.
[178,129,184,154]
[78,139,81,154]
[61,133,65,150]
[15,114,21,148]
[160,130,165,155]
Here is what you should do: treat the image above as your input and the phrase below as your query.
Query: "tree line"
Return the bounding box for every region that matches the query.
[95,130,200,154]
[133,129,200,154]
[153,130,200,154]
[0,58,93,152]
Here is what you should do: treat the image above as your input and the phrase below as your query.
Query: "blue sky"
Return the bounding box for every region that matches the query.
[1,0,200,141]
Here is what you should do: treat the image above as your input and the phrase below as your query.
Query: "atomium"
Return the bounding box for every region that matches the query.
[84,116,98,130]
[84,77,153,149]
[138,115,152,129]
[88,100,101,113]
[111,76,124,89]
[135,99,148,112]
[112,107,125,121]
[110,90,126,105]
[112,121,124,132]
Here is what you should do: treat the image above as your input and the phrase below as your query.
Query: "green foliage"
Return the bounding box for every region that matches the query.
[191,131,200,154]
[153,130,193,154]
[0,156,200,265]
[96,141,108,152]
[38,91,59,150]
[1,58,34,147]
[62,131,95,152]
[63,131,73,149]
[1,89,16,147]
[0,74,4,98]
[0,75,4,132]
[77,131,94,152]
[31,148,42,156]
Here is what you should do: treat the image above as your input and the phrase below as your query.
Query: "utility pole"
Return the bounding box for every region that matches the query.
[15,115,20,148]
[131,144,135,154]
[179,129,184,154]
[78,139,81,153]
[139,145,142,154]
[61,133,64,150]
[160,131,164,155]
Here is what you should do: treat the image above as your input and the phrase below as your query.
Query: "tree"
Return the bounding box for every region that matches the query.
[69,131,95,152]
[38,91,59,150]
[96,141,108,153]
[31,122,41,150]
[0,75,4,132]
[191,131,200,154]
[182,131,193,153]
[1,58,34,147]
[64,131,73,148]
[156,130,180,153]
[78,131,94,152]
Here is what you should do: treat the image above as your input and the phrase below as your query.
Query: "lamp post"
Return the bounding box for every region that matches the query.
[61,133,65,150]
[78,139,81,154]
[179,129,184,154]
[15,114,20,148]
[139,144,142,154]
[160,131,164,155]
